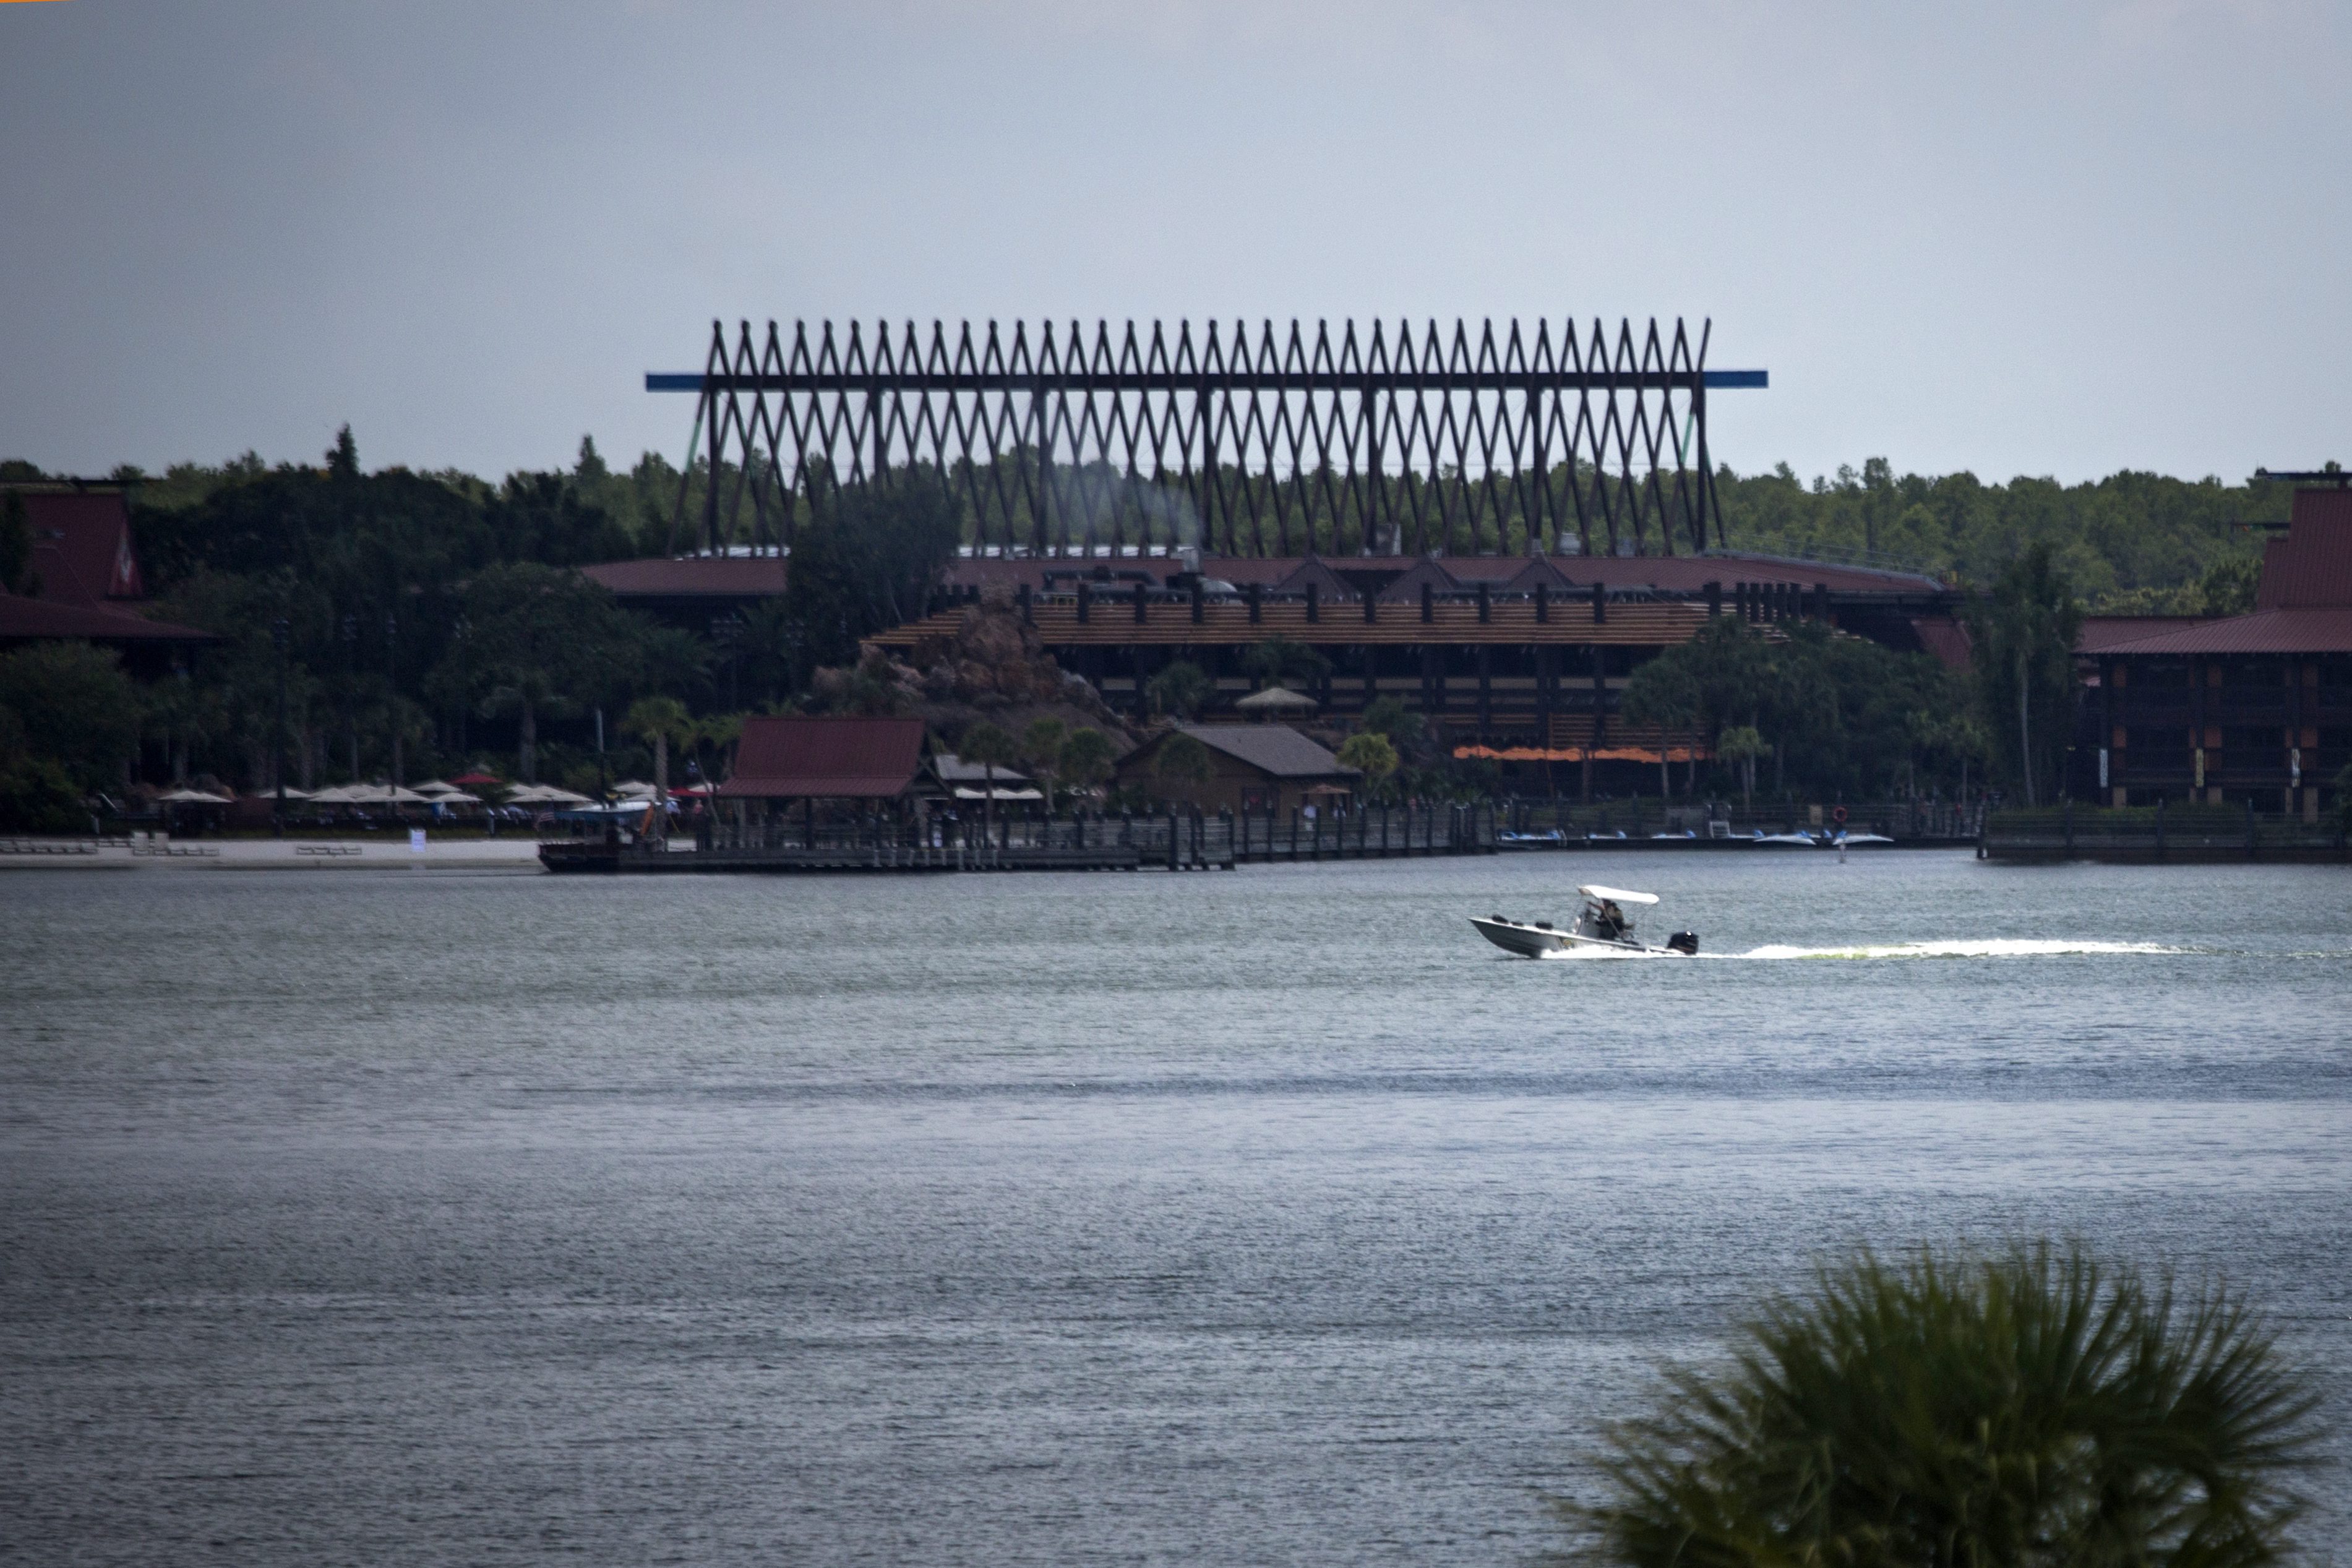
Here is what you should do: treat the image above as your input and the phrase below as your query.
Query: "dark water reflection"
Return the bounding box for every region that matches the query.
[4,854,2347,1564]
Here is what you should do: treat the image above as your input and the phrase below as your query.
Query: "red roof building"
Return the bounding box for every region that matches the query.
[2,484,211,664]
[2088,486,2352,814]
[578,555,788,623]
[716,716,928,800]
[16,487,147,604]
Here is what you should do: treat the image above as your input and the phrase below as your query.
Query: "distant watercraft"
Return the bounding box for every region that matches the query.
[1470,885,1698,959]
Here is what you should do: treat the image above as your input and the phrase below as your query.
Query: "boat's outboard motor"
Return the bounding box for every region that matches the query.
[1665,930,1699,956]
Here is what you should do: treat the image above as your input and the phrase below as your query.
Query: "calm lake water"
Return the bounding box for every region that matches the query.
[4,852,2348,1566]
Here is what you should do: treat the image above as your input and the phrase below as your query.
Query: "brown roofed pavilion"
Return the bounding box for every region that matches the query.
[717,716,928,800]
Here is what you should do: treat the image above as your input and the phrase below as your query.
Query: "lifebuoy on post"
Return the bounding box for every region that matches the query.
[1831,806,1848,825]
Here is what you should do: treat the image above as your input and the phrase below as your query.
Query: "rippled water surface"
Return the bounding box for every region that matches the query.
[4,852,2349,1565]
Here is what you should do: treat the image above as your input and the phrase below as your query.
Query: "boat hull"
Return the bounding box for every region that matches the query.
[1469,917,1671,959]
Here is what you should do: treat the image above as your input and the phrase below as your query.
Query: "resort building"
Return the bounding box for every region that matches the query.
[584,545,1956,797]
[2087,482,2352,815]
[0,481,211,673]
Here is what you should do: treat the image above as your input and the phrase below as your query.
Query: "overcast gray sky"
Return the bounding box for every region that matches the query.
[3,1,2345,487]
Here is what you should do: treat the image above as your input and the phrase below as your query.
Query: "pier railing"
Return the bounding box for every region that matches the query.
[701,804,1500,867]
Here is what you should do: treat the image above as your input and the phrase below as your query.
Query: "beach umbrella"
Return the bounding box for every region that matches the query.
[323,784,436,805]
[1236,686,1320,714]
[505,784,594,806]
[156,788,234,805]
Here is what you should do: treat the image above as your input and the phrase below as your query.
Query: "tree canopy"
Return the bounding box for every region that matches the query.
[1619,619,1975,802]
[775,473,963,684]
[1966,543,2084,807]
[0,642,142,792]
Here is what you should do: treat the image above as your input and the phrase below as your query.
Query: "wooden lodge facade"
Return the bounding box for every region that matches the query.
[1114,724,1358,816]
[588,548,1958,787]
[859,552,1956,792]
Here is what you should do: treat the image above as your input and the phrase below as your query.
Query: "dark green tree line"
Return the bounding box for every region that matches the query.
[1620,618,1976,803]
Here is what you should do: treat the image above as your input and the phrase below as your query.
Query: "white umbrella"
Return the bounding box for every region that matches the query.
[321,784,436,805]
[411,780,463,797]
[505,784,595,806]
[156,787,234,805]
[608,780,662,800]
[424,789,483,805]
[1237,685,1320,713]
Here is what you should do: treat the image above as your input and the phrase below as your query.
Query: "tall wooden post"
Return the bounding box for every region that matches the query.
[1477,646,1491,736]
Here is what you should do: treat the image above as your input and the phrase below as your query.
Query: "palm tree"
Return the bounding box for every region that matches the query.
[1717,726,1767,810]
[1057,727,1118,804]
[1621,657,1701,802]
[624,695,693,798]
[1144,659,1212,721]
[1151,730,1214,807]
[1968,544,2084,808]
[1021,716,1068,813]
[1241,636,1330,692]
[958,720,1017,842]
[1336,730,1399,802]
[482,670,560,784]
[1567,1242,2319,1568]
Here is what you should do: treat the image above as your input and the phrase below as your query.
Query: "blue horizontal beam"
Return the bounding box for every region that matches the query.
[647,369,1767,393]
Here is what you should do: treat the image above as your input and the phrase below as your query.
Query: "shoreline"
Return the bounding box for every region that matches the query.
[0,837,547,873]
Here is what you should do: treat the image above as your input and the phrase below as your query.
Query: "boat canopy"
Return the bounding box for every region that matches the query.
[1579,884,1660,906]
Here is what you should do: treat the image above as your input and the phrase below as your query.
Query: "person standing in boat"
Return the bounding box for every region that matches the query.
[1594,899,1627,942]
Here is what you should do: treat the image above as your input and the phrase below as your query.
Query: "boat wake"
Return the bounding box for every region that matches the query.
[1734,938,2187,961]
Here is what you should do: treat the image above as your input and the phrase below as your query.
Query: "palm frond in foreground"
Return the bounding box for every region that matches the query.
[1567,1243,2321,1568]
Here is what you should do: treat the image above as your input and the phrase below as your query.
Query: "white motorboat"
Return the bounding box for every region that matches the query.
[1751,829,1821,847]
[1470,885,1698,959]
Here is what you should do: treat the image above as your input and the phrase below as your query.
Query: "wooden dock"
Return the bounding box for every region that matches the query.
[539,804,1500,875]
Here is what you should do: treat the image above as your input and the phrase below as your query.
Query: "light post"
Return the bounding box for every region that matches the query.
[340,613,359,780]
[384,610,400,787]
[452,615,470,758]
[270,617,290,838]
